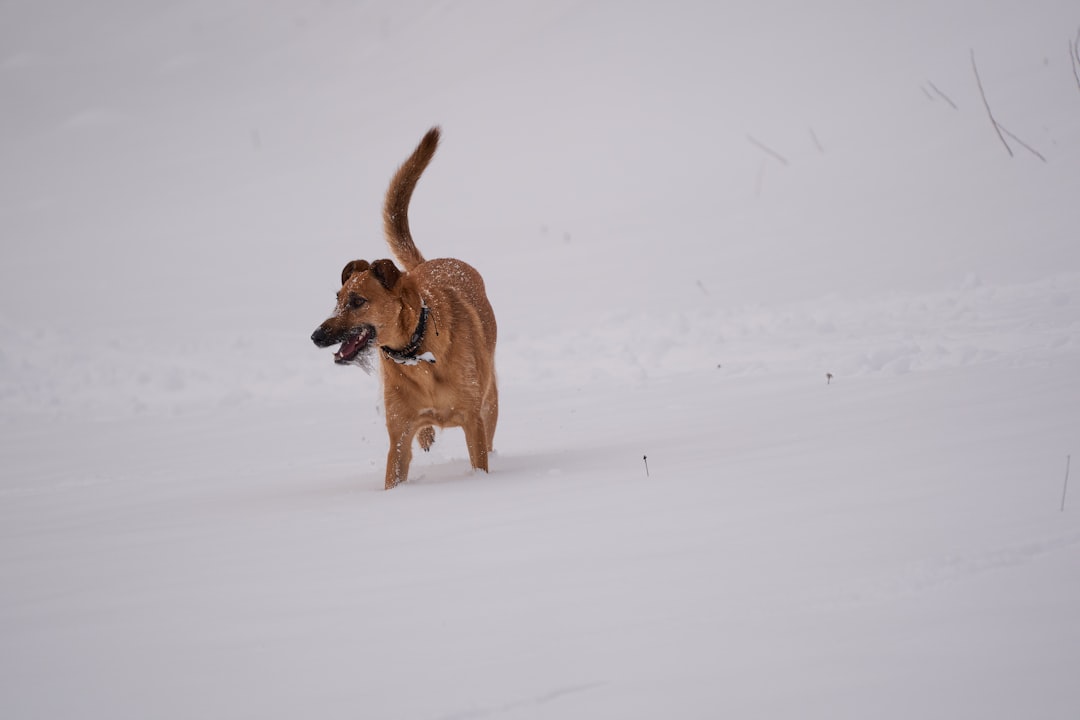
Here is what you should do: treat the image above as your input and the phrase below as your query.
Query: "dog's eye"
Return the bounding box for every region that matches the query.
[348,294,367,309]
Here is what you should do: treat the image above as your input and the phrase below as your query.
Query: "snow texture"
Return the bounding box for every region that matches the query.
[2,2,1079,718]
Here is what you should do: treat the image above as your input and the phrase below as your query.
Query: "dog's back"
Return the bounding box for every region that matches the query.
[410,258,497,357]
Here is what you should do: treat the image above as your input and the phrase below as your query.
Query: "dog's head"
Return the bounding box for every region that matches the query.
[310,258,405,366]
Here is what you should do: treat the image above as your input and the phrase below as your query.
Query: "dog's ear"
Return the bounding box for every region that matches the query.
[341,259,370,286]
[370,259,401,290]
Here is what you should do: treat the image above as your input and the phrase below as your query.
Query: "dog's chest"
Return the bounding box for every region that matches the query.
[383,365,468,425]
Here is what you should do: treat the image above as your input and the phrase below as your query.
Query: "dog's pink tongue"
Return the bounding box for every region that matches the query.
[335,336,362,362]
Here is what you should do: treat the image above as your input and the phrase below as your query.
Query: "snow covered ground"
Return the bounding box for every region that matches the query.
[2,2,1079,718]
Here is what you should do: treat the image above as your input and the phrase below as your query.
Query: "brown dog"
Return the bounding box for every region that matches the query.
[311,127,498,489]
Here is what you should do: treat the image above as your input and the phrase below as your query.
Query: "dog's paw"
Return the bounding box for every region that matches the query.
[418,426,436,452]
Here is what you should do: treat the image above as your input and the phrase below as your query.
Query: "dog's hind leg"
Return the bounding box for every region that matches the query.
[482,381,498,453]
[463,414,489,474]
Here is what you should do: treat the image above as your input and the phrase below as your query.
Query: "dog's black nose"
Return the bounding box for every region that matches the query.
[311,326,333,347]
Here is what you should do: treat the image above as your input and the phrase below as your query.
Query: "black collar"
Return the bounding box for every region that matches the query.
[382,304,436,365]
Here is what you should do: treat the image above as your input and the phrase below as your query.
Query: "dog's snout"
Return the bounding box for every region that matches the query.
[311,325,334,348]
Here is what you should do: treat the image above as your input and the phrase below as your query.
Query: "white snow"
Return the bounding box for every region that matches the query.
[2,2,1079,718]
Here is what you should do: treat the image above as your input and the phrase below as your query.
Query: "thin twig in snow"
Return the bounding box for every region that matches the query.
[927,81,958,109]
[920,85,934,101]
[1062,455,1071,512]
[1070,32,1080,91]
[970,49,1013,157]
[746,135,790,166]
[809,127,824,153]
[997,123,1047,162]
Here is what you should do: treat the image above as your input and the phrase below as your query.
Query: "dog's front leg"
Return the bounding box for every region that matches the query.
[385,419,416,490]
[417,426,436,452]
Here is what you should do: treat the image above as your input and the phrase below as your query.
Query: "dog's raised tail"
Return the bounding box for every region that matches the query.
[383,126,440,270]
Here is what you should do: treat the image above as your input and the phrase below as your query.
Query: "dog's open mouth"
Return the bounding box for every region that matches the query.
[334,326,375,365]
